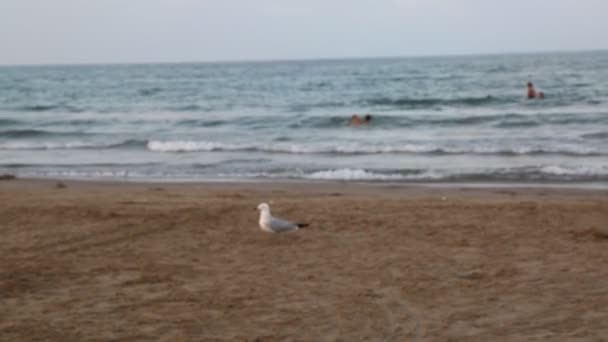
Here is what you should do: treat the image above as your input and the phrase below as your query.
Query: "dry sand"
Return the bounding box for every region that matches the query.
[1,179,607,341]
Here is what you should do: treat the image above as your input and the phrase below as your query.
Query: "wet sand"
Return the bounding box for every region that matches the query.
[1,179,607,341]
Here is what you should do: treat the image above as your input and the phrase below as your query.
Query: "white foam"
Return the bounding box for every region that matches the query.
[330,144,437,154]
[540,165,608,176]
[303,168,443,181]
[146,140,248,152]
[13,169,134,178]
[145,140,603,156]
[0,141,112,150]
[440,144,600,155]
[306,169,399,180]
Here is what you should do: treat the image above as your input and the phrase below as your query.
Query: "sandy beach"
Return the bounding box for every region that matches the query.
[1,179,607,341]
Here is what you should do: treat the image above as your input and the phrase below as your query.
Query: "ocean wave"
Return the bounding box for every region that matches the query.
[0,129,86,138]
[167,104,216,112]
[284,112,607,129]
[282,113,492,129]
[212,169,433,181]
[145,140,603,156]
[287,116,351,128]
[0,141,110,150]
[420,113,606,128]
[581,131,608,140]
[302,165,608,182]
[145,140,440,154]
[0,137,600,156]
[175,119,227,127]
[546,115,608,125]
[304,168,436,181]
[0,119,22,126]
[7,169,139,179]
[38,119,111,127]
[3,104,85,113]
[1,112,602,133]
[1,162,163,168]
[363,95,499,108]
[192,165,602,182]
[147,141,248,152]
[299,81,333,91]
[538,165,605,176]
[4,165,607,182]
[0,139,145,150]
[138,87,163,96]
[18,105,59,112]
[446,145,602,156]
[286,101,346,112]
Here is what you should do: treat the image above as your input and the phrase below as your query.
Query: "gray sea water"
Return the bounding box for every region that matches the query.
[1,51,607,183]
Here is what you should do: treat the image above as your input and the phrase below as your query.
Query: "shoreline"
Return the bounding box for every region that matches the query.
[4,176,608,192]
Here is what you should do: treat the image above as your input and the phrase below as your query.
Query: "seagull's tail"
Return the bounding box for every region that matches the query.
[296,223,309,229]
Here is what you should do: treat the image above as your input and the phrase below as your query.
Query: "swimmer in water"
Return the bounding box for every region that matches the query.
[349,114,372,126]
[527,82,536,99]
[527,82,547,99]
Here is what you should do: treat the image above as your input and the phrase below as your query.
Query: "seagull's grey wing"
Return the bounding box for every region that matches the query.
[267,216,299,232]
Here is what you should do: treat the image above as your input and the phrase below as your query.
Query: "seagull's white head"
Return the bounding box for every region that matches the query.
[256,202,270,212]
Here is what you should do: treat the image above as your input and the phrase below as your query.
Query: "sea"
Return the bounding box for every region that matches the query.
[1,51,607,184]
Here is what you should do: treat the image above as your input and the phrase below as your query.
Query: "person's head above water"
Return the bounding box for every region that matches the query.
[364,114,372,121]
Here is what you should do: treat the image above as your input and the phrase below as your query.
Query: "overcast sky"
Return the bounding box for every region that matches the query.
[1,0,607,65]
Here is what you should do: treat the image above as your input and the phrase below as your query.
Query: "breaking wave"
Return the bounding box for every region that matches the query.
[145,140,603,156]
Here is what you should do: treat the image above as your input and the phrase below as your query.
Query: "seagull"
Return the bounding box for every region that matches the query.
[256,202,309,233]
